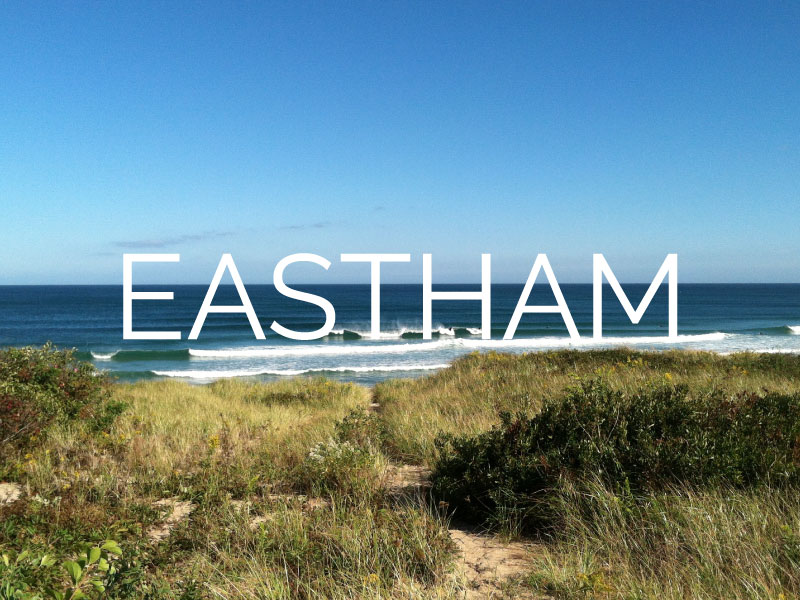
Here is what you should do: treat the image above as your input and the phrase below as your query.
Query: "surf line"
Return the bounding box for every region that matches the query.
[122,253,678,342]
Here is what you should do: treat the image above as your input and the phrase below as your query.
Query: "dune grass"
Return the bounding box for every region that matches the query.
[375,348,800,466]
[0,370,457,598]
[5,347,800,598]
[524,479,800,599]
[17,377,370,502]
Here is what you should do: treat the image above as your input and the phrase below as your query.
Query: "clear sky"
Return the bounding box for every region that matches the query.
[1,1,799,284]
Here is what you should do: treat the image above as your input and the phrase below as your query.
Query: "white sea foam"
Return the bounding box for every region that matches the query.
[459,332,727,350]
[152,363,450,379]
[189,332,727,359]
[324,326,479,339]
[189,340,448,358]
[718,348,800,355]
[91,351,117,360]
[789,326,800,335]
[326,328,409,339]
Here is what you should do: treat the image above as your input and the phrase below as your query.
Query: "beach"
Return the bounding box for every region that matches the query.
[4,1,800,597]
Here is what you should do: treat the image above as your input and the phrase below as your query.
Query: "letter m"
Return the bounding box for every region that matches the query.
[593,254,677,339]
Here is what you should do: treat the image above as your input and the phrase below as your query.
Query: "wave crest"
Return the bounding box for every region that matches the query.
[189,332,727,359]
[91,349,191,362]
[152,363,449,379]
[324,326,481,340]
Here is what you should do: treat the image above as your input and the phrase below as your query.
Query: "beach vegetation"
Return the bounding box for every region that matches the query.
[4,346,800,597]
[0,344,122,453]
[432,377,800,530]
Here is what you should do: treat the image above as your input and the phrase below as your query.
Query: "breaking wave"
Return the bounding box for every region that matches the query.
[90,349,191,362]
[324,326,481,340]
[151,363,450,379]
[188,332,727,359]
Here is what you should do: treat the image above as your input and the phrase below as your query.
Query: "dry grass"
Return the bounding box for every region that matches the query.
[5,348,800,598]
[21,377,370,501]
[375,348,800,465]
[528,479,800,599]
[1,376,457,598]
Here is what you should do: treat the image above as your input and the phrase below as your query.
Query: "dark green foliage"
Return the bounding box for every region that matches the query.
[0,540,124,600]
[0,344,120,449]
[432,378,800,530]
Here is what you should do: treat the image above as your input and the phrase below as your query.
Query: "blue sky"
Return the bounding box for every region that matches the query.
[1,1,798,284]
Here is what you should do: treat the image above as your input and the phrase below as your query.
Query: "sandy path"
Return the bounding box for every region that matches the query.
[374,400,536,598]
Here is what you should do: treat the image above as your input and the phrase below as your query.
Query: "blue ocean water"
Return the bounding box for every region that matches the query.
[1,284,799,384]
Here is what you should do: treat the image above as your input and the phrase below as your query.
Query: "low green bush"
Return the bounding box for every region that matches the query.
[0,344,122,450]
[299,437,381,499]
[296,409,388,500]
[334,407,386,452]
[432,378,800,530]
[0,539,122,600]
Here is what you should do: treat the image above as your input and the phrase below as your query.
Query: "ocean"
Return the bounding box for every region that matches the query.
[1,284,799,384]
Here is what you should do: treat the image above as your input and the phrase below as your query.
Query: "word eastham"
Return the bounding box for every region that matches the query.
[122,253,678,341]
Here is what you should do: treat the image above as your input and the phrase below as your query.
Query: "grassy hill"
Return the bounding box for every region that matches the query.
[3,346,800,598]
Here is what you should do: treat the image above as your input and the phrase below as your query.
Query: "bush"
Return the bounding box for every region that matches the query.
[334,407,386,452]
[0,539,123,600]
[295,409,388,500]
[0,344,121,449]
[299,437,380,499]
[432,378,800,530]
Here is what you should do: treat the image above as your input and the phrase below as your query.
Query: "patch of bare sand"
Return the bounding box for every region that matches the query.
[381,461,536,598]
[265,493,330,510]
[232,494,331,530]
[450,527,537,599]
[354,397,537,597]
[0,482,23,505]
[147,497,195,543]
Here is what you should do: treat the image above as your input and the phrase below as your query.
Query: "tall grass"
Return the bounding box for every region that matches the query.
[193,496,456,599]
[528,479,800,599]
[16,377,370,503]
[6,346,800,598]
[1,358,456,598]
[376,349,800,466]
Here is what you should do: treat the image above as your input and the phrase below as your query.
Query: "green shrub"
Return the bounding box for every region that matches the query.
[296,409,388,500]
[0,540,122,600]
[299,437,380,499]
[432,378,800,530]
[0,344,121,450]
[334,407,386,452]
